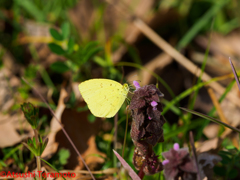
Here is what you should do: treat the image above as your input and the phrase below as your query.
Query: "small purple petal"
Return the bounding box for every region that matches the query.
[162,159,169,165]
[173,143,180,151]
[151,101,158,107]
[148,116,152,120]
[133,81,141,89]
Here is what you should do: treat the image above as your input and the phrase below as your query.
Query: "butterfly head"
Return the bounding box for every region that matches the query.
[123,83,129,95]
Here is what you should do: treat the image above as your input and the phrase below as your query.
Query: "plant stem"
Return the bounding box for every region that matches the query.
[36,156,42,180]
[34,129,42,180]
[138,164,145,179]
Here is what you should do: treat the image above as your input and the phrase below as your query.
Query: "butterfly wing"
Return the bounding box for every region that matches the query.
[79,79,128,118]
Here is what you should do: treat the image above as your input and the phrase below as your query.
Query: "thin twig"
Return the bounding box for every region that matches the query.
[229,57,240,91]
[122,106,129,158]
[113,112,118,174]
[22,77,95,180]
[189,131,201,180]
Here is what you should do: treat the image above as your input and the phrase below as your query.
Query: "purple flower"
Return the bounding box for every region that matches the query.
[173,143,180,151]
[151,101,158,110]
[133,81,141,90]
[162,144,197,180]
[162,159,169,165]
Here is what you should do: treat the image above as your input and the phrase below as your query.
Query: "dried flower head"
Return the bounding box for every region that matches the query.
[130,83,165,175]
[130,84,165,146]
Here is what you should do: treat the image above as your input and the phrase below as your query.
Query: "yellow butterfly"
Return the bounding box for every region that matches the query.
[78,79,129,118]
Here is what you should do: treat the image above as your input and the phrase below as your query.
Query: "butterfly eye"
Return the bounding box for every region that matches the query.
[123,83,129,90]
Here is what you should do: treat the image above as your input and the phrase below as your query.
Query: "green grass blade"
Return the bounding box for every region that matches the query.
[3,144,23,161]
[161,99,181,115]
[164,119,204,140]
[177,0,228,49]
[180,107,240,133]
[40,158,66,180]
[162,79,210,115]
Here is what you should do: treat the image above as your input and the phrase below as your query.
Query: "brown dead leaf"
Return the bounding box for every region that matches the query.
[196,138,221,153]
[55,106,104,170]
[72,82,81,101]
[0,113,32,148]
[203,124,220,139]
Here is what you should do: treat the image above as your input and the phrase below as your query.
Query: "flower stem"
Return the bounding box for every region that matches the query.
[138,164,145,179]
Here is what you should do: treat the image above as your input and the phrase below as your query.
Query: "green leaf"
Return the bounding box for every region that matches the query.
[48,43,65,55]
[32,137,37,149]
[50,61,70,73]
[67,37,74,54]
[61,22,70,39]
[15,0,45,22]
[93,56,108,67]
[88,114,96,123]
[82,47,102,64]
[228,169,238,179]
[76,105,88,112]
[0,160,7,167]
[219,154,231,164]
[179,107,240,133]
[22,142,37,156]
[49,28,63,41]
[40,138,48,155]
[58,148,70,165]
